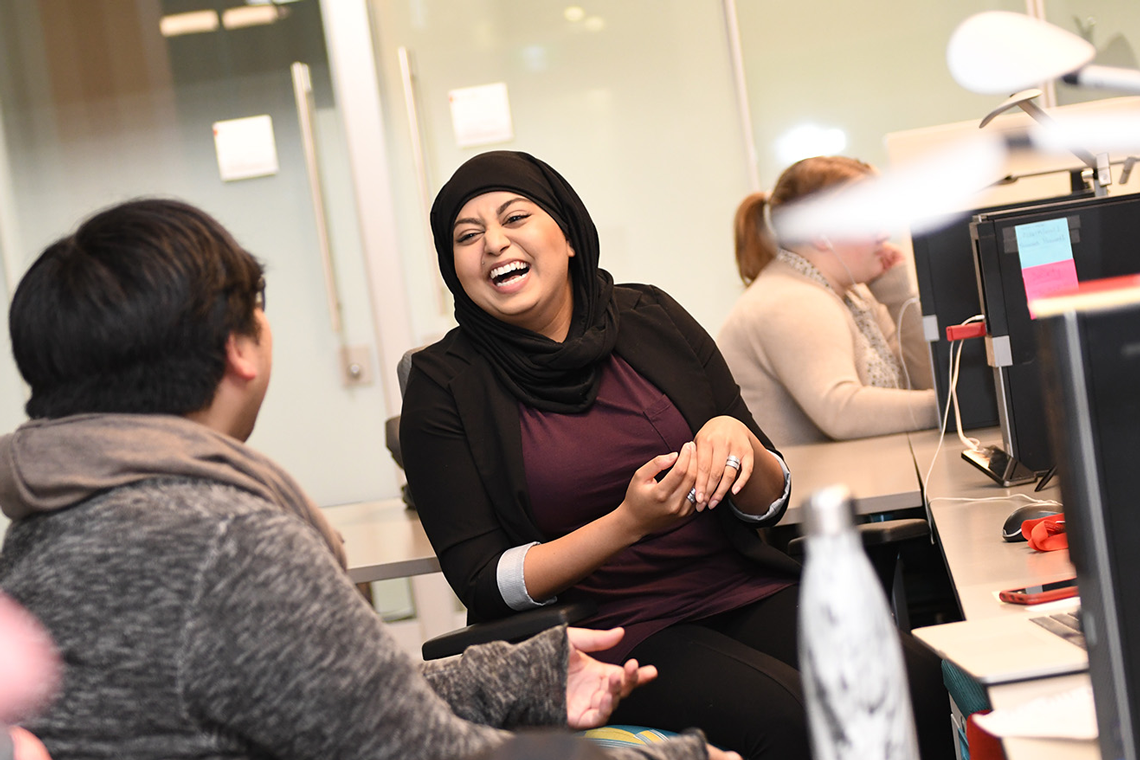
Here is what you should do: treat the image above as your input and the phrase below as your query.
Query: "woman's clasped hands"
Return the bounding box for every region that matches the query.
[619,416,756,538]
[691,416,755,509]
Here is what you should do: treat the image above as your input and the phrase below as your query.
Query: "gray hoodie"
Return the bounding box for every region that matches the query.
[0,414,705,760]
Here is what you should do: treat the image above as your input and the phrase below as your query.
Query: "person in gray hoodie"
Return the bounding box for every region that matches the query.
[0,198,732,760]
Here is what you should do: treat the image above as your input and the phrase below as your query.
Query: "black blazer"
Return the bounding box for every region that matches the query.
[401,283,800,622]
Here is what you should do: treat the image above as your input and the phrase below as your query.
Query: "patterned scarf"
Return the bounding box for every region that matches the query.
[777,249,902,388]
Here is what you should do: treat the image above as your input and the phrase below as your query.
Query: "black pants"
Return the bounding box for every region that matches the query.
[609,585,954,760]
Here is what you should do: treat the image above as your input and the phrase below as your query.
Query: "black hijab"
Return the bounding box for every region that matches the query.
[430,151,619,413]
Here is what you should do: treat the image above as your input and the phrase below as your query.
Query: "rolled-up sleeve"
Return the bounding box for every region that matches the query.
[496,542,556,611]
[729,451,789,524]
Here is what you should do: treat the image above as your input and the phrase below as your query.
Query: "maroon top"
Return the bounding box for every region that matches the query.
[520,354,793,662]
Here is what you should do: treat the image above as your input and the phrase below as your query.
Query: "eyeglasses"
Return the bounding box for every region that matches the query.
[254,276,266,311]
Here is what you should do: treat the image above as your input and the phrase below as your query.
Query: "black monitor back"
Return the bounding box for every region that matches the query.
[970,191,1140,472]
[911,190,1092,431]
[1038,288,1140,760]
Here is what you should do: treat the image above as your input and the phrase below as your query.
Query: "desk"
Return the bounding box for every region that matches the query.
[320,434,923,581]
[909,427,1097,759]
[911,428,1072,620]
[321,499,440,584]
[780,431,924,523]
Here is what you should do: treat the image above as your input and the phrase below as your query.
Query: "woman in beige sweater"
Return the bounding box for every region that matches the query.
[717,156,939,445]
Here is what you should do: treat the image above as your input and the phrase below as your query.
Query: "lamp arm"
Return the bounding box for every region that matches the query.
[1017,99,1100,171]
[1063,65,1140,94]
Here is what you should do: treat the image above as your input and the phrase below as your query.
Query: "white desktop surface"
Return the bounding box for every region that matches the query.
[780,431,923,522]
[909,427,1098,759]
[320,499,440,584]
[911,428,1072,619]
[989,673,1097,760]
[319,433,923,584]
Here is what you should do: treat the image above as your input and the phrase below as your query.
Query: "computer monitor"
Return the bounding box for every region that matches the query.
[911,189,1094,432]
[912,212,1000,430]
[970,191,1140,473]
[1036,282,1140,760]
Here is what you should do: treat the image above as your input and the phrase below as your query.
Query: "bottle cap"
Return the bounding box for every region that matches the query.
[802,484,855,537]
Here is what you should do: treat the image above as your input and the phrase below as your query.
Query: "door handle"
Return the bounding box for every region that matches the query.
[292,62,373,387]
[291,61,343,336]
[398,47,449,317]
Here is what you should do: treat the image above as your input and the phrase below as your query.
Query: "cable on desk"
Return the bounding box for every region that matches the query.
[920,314,986,493]
[949,315,985,454]
[920,314,1065,512]
[927,493,1062,509]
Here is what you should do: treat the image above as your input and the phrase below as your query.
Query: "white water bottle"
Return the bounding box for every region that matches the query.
[798,484,919,760]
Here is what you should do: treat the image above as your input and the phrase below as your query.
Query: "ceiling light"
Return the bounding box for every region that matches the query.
[223,5,284,30]
[159,10,219,37]
[774,124,848,167]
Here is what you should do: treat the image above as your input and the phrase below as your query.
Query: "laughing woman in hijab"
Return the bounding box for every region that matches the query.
[400,151,951,760]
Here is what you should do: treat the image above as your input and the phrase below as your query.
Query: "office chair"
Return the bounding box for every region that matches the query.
[384,349,416,508]
[786,517,930,631]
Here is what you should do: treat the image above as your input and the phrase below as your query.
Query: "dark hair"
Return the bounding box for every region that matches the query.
[9,198,264,419]
[734,156,874,284]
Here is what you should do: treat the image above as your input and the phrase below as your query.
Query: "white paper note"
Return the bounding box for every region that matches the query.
[448,83,513,148]
[213,115,279,182]
[973,684,1097,740]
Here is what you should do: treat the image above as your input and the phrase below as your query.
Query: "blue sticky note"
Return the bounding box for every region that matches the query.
[1015,217,1074,269]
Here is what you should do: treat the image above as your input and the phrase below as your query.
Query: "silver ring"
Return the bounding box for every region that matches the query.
[725,455,741,471]
[686,487,697,504]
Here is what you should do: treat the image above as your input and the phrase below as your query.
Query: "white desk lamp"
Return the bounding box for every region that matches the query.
[947,11,1140,96]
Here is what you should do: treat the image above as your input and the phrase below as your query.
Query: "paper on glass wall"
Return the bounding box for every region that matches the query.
[212,115,280,182]
[448,83,514,148]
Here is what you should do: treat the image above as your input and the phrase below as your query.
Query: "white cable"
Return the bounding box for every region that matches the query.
[928,493,1062,509]
[950,339,980,452]
[822,238,858,291]
[919,314,987,493]
[921,385,952,496]
[951,315,986,452]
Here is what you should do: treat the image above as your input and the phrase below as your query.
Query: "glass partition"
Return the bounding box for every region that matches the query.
[734,0,1030,189]
[367,0,753,339]
[367,0,1056,341]
[0,0,399,506]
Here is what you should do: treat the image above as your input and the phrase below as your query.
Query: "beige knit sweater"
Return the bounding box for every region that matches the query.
[717,258,939,446]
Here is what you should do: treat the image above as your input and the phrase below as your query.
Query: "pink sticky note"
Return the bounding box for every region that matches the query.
[1023,259,1079,318]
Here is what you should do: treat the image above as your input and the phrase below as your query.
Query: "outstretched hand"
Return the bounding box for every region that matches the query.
[8,727,52,760]
[707,745,743,760]
[564,627,657,730]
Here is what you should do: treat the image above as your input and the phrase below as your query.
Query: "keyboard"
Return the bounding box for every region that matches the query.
[1031,606,1086,650]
